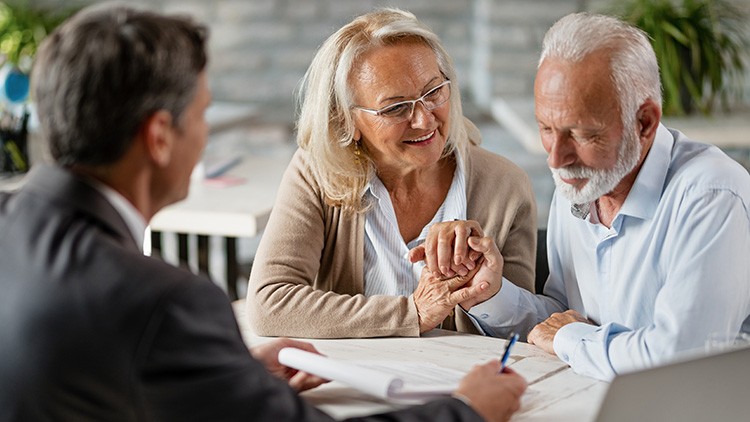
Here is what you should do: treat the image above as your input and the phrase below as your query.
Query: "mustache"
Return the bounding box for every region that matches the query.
[551,166,599,179]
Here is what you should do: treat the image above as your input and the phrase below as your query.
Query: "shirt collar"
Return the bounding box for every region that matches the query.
[618,123,673,220]
[86,178,147,252]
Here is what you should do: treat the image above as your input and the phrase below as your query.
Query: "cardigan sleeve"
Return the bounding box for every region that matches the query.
[246,149,421,338]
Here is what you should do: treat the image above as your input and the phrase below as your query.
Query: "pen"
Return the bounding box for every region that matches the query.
[499,332,519,372]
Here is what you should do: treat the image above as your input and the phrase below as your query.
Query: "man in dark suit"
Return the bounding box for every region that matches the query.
[0,4,526,421]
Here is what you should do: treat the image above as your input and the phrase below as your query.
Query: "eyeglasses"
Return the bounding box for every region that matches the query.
[354,80,451,125]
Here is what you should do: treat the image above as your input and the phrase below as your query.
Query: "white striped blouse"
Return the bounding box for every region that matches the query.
[363,154,467,297]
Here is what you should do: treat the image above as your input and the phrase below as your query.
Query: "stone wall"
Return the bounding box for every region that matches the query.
[31,0,750,117]
[471,0,580,108]
[32,0,579,116]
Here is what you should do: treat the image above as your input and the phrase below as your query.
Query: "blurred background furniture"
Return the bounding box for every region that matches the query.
[535,228,549,294]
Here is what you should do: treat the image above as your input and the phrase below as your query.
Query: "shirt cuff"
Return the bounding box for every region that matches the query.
[469,276,521,317]
[466,277,521,336]
[553,321,599,364]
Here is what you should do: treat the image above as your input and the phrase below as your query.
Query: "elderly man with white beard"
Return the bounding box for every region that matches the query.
[410,12,750,381]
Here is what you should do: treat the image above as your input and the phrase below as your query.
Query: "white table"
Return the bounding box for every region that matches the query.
[662,112,750,150]
[232,300,609,421]
[149,148,293,238]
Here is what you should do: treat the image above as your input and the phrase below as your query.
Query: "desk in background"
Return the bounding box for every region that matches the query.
[232,300,609,421]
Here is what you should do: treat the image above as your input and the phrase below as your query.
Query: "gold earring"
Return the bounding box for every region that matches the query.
[353,141,361,164]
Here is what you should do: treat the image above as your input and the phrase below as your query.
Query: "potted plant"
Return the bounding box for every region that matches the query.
[0,0,72,71]
[610,0,749,116]
[0,1,74,173]
[1,0,76,102]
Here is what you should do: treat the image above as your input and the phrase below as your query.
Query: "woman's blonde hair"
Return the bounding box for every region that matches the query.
[295,8,474,213]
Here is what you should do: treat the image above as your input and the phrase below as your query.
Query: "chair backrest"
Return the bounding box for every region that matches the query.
[535,228,548,294]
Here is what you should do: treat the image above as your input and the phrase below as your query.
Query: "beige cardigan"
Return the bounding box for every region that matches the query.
[247,144,537,338]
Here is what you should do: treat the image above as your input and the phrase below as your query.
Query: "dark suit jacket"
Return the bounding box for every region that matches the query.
[0,165,481,421]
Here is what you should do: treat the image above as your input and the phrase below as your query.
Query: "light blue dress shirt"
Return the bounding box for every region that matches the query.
[474,124,750,380]
[363,154,466,297]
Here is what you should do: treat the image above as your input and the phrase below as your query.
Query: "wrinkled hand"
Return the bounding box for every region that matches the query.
[409,220,485,277]
[413,266,486,333]
[527,310,592,354]
[410,220,505,311]
[456,236,504,310]
[250,338,329,391]
[455,362,527,422]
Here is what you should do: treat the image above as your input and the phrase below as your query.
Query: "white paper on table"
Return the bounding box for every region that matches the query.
[278,348,465,401]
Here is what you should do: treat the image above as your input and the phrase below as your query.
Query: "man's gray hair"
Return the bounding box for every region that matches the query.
[540,12,662,127]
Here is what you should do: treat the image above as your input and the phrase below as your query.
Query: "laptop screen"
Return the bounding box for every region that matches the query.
[595,347,750,422]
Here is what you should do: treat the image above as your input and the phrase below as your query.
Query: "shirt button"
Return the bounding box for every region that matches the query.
[481,313,489,319]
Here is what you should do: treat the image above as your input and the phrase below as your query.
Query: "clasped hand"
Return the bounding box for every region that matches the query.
[410,220,505,332]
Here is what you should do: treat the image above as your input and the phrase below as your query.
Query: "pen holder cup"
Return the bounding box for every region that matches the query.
[0,110,30,174]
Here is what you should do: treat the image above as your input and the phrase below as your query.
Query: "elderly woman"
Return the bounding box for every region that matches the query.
[246,8,536,338]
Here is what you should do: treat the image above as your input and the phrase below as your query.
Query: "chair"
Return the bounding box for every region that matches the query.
[535,228,549,294]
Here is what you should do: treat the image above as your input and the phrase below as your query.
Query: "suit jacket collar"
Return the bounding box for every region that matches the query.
[22,164,141,251]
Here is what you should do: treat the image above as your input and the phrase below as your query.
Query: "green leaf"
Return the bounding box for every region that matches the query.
[614,0,749,115]
[0,1,77,70]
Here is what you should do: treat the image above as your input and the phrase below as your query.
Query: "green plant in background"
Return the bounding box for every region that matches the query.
[0,0,73,73]
[612,0,749,116]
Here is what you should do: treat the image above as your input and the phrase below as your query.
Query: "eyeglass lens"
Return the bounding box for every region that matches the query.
[377,81,451,124]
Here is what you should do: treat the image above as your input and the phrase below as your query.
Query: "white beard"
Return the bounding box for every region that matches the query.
[551,128,642,205]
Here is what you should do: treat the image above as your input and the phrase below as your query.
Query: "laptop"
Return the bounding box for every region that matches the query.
[595,346,750,422]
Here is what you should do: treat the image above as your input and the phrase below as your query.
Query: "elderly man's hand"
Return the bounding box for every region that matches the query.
[250,338,329,392]
[409,220,485,278]
[455,235,504,310]
[527,310,592,354]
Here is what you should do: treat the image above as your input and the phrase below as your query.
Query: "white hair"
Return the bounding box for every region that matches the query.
[540,12,662,128]
[295,8,475,213]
